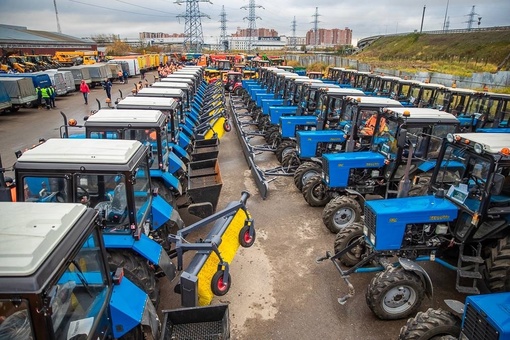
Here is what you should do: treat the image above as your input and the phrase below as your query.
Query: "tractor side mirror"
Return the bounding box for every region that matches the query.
[491,173,505,195]
[397,129,408,148]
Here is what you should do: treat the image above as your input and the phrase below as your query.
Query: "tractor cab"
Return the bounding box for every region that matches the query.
[297,82,340,115]
[339,69,358,88]
[390,79,423,106]
[204,69,221,83]
[414,82,446,108]
[306,71,324,79]
[224,71,242,92]
[214,59,231,71]
[375,76,401,97]
[0,202,158,339]
[289,78,323,106]
[270,58,286,67]
[326,67,345,82]
[475,92,510,131]
[353,72,380,95]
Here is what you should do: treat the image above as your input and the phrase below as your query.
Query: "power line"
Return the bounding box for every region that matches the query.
[113,0,178,15]
[68,0,174,17]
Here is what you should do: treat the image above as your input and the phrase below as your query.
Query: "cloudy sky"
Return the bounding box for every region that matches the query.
[1,0,509,44]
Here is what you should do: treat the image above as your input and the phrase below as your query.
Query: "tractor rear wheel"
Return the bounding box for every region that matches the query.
[302,175,330,207]
[322,196,362,233]
[484,235,510,292]
[152,178,177,209]
[398,308,461,340]
[107,251,160,308]
[264,126,278,143]
[293,162,321,191]
[257,116,270,131]
[408,174,432,197]
[366,267,425,320]
[333,223,367,267]
[275,140,296,163]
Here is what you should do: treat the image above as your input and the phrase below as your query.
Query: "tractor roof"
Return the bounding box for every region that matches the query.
[308,83,340,90]
[451,133,510,155]
[86,109,164,125]
[293,78,323,84]
[116,96,179,110]
[397,79,423,85]
[445,87,476,95]
[16,138,143,166]
[151,82,189,90]
[324,88,365,97]
[161,77,194,84]
[380,75,401,81]
[137,87,186,97]
[0,202,87,276]
[418,83,445,90]
[345,96,403,107]
[384,107,459,123]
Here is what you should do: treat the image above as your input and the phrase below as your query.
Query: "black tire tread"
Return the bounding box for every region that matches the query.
[398,308,461,340]
[302,175,330,207]
[322,196,362,233]
[333,223,366,266]
[293,162,321,191]
[275,140,296,163]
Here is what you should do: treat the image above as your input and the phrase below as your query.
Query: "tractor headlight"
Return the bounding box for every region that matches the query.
[474,143,483,154]
[343,124,351,134]
[370,233,376,245]
[279,126,282,134]
[363,225,368,236]
[296,145,301,154]
[446,133,454,143]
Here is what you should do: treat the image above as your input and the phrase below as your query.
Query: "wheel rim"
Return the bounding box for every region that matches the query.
[382,285,417,314]
[312,182,327,200]
[281,146,294,159]
[243,230,253,243]
[302,170,319,186]
[217,276,228,291]
[333,207,356,228]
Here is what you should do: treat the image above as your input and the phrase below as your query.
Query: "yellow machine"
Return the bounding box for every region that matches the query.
[54,51,97,66]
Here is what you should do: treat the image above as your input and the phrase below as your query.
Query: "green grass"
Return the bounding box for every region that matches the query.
[355,31,510,76]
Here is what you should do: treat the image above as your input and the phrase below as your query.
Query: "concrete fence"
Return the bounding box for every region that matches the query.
[284,54,510,91]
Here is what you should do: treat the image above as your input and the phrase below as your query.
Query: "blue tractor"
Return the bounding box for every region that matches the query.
[303,107,460,234]
[318,132,510,320]
[398,293,510,339]
[0,202,160,339]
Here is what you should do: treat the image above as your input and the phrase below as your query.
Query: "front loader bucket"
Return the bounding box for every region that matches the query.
[173,192,254,307]
[187,159,223,212]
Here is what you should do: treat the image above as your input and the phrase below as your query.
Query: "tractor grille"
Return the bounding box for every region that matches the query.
[365,206,376,235]
[461,303,499,340]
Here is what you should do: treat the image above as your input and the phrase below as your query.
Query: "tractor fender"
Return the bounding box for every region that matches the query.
[444,299,465,314]
[152,195,184,230]
[343,188,365,202]
[110,277,160,339]
[103,233,177,281]
[310,157,322,165]
[150,169,183,195]
[398,258,433,298]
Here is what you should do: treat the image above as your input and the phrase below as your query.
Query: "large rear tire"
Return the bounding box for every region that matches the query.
[107,251,159,308]
[333,223,367,267]
[484,235,510,292]
[322,196,362,233]
[398,308,461,340]
[293,162,321,191]
[302,175,330,207]
[366,267,425,320]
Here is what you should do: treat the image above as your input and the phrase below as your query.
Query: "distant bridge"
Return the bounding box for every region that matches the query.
[356,25,510,50]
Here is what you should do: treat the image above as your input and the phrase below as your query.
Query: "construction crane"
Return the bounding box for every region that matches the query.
[53,0,62,33]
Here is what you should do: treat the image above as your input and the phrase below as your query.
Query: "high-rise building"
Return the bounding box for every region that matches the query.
[232,27,278,38]
[305,27,352,46]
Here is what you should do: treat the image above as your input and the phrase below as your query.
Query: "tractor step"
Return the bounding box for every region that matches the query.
[460,255,484,264]
[458,269,482,279]
[456,285,480,295]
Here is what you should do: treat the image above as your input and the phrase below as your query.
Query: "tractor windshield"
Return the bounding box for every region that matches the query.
[0,299,34,339]
[50,230,108,339]
[21,176,69,203]
[431,144,492,213]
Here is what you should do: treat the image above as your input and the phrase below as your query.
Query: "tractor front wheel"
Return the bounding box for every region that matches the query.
[322,196,362,233]
[398,308,461,340]
[293,162,321,192]
[366,267,425,320]
[275,140,296,163]
[302,175,330,207]
[281,151,301,170]
[211,271,231,296]
[333,223,367,267]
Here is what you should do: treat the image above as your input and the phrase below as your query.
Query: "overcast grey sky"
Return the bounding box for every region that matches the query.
[1,0,509,44]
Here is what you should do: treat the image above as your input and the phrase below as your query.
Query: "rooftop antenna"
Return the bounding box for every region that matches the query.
[53,0,62,33]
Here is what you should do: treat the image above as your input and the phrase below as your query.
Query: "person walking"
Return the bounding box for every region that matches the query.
[80,80,90,104]
[40,86,51,110]
[123,70,129,84]
[103,78,112,100]
[36,86,42,109]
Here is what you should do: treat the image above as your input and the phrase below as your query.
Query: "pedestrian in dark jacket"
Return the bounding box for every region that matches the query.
[49,86,56,108]
[36,86,42,109]
[103,79,112,100]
